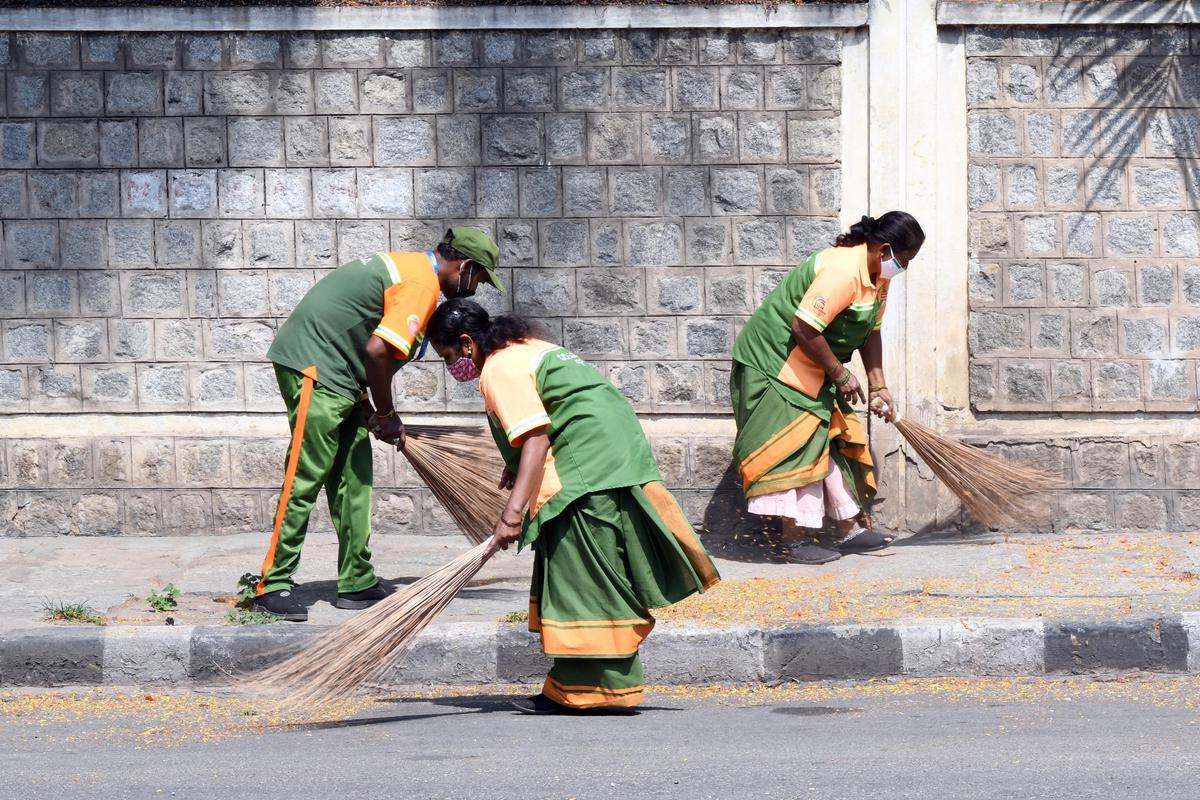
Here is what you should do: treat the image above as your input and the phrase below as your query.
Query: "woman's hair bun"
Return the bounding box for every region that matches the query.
[834,211,925,251]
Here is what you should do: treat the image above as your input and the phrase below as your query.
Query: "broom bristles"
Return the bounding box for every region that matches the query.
[890,415,1065,530]
[244,539,492,710]
[241,425,511,709]
[401,425,511,544]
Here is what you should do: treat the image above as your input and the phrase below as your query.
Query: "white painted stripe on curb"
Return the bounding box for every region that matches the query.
[101,626,194,686]
[642,626,763,684]
[898,619,1046,677]
[376,622,499,686]
[1182,613,1200,674]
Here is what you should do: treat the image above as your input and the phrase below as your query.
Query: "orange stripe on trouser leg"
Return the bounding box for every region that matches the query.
[257,366,318,595]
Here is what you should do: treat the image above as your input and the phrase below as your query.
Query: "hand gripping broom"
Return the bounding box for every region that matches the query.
[245,425,510,708]
[875,402,1065,530]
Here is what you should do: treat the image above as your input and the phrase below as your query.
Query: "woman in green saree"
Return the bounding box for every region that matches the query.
[427,299,720,715]
[731,212,925,564]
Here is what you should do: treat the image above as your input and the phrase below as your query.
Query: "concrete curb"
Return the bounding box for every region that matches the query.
[2,615,1199,689]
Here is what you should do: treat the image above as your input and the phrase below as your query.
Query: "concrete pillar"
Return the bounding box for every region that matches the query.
[867,0,970,530]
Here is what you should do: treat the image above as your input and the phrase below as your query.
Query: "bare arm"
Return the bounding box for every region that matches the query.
[859,330,885,389]
[791,317,865,404]
[485,430,550,558]
[365,336,397,413]
[365,336,404,445]
[859,330,895,421]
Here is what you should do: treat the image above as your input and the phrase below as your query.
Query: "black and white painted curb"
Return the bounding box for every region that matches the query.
[2,615,1198,688]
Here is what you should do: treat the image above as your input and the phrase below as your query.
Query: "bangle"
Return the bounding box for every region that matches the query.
[869,385,887,393]
[832,369,852,386]
[501,515,523,527]
[376,408,396,418]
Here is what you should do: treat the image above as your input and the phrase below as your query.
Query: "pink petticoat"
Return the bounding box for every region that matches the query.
[746,463,860,528]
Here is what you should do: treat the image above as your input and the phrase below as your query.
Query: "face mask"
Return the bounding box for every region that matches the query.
[447,355,480,383]
[456,263,476,298]
[879,247,906,280]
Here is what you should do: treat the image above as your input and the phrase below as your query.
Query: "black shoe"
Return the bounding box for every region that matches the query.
[511,694,571,715]
[334,582,391,610]
[786,540,843,565]
[252,589,308,622]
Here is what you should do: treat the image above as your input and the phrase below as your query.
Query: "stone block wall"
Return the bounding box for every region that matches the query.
[963,24,1200,531]
[0,427,743,537]
[0,27,845,536]
[965,25,1200,413]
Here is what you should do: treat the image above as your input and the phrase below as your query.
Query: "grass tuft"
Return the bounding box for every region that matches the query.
[500,610,529,624]
[225,609,281,625]
[41,599,105,626]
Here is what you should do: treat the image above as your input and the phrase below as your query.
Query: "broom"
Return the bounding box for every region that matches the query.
[245,537,494,708]
[244,425,512,707]
[875,402,1064,529]
[401,424,511,544]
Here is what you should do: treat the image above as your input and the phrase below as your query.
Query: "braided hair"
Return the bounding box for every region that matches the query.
[834,211,925,252]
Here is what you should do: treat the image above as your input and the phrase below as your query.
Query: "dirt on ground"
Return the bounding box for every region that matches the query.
[663,533,1200,626]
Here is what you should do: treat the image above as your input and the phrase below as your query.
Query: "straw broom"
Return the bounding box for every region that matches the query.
[401,424,511,544]
[875,402,1064,529]
[246,538,493,709]
[244,425,511,708]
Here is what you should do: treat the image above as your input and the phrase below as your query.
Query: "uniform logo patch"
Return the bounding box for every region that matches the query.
[407,314,421,335]
[812,296,828,318]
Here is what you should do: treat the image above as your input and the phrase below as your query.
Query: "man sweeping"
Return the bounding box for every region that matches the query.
[253,228,502,622]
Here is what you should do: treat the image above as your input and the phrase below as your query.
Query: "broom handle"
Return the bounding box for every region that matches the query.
[875,401,903,424]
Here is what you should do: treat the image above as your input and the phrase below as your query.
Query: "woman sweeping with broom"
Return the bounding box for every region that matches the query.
[426,298,721,715]
[732,211,925,565]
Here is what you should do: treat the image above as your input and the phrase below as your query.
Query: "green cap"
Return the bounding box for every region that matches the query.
[443,227,503,292]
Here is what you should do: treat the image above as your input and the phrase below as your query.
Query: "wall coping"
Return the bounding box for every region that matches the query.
[939,1,1200,26]
[0,3,867,32]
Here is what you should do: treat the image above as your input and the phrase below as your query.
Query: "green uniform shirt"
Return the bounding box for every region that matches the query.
[731,244,887,417]
[268,251,441,399]
[479,340,661,546]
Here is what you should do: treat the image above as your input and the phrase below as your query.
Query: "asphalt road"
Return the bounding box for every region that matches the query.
[2,678,1198,800]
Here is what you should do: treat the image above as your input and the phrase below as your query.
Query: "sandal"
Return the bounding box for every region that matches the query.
[835,527,894,553]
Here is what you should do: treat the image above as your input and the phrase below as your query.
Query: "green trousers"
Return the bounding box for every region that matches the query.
[257,364,376,596]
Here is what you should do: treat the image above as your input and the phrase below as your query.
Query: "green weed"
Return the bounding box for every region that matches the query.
[40,599,105,625]
[235,573,261,606]
[145,583,180,613]
[500,610,529,624]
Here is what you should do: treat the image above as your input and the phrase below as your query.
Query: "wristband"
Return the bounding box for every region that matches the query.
[869,385,888,393]
[833,369,852,386]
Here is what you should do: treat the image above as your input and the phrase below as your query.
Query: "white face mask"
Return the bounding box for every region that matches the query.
[879,246,906,280]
